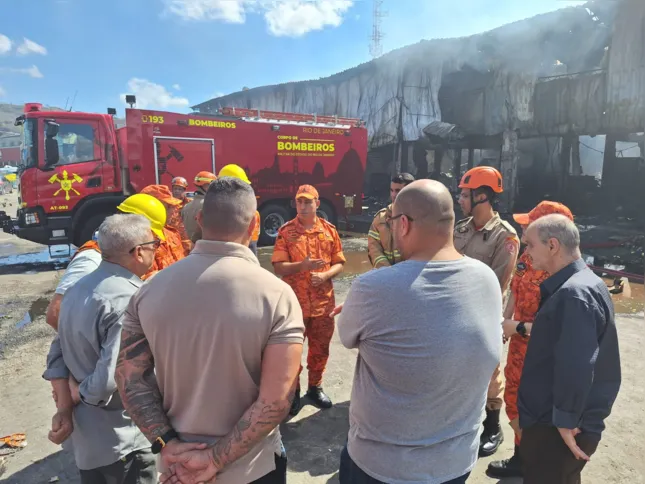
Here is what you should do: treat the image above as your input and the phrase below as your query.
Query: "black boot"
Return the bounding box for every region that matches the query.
[306,386,333,409]
[487,444,523,478]
[479,409,504,457]
[289,386,301,417]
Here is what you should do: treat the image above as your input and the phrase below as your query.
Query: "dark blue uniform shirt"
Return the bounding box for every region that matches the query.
[518,258,621,435]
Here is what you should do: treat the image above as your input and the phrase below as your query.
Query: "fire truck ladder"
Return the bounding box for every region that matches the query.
[218,107,365,128]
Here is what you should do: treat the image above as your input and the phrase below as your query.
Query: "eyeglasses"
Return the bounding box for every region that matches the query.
[129,240,161,254]
[386,213,414,223]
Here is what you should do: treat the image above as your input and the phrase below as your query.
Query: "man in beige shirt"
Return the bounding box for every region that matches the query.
[115,177,305,484]
[454,166,519,458]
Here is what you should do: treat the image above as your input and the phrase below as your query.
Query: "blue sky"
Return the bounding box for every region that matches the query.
[0,0,586,115]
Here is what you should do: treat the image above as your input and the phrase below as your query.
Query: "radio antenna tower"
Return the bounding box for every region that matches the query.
[370,0,385,59]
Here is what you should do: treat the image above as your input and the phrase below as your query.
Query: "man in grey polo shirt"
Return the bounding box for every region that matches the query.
[44,232,103,445]
[338,180,502,484]
[56,214,158,484]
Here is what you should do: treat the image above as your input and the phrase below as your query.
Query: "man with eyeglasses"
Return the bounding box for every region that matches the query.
[51,214,159,484]
[43,193,170,449]
[337,180,502,484]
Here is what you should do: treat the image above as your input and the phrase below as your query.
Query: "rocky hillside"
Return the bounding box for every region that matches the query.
[0,103,65,136]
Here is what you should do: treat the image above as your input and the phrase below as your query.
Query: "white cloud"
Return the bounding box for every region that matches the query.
[163,0,353,36]
[163,0,246,23]
[0,86,6,98]
[264,0,352,37]
[0,34,12,55]
[0,65,44,78]
[172,83,181,90]
[16,38,48,56]
[121,78,190,109]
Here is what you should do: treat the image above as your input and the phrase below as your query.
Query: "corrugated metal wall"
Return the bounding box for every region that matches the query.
[533,70,606,136]
[606,0,645,133]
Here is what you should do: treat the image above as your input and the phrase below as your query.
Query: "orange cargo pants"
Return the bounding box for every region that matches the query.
[300,316,335,388]
[504,334,529,444]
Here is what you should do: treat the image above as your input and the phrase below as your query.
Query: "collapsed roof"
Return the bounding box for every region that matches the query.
[193,2,620,147]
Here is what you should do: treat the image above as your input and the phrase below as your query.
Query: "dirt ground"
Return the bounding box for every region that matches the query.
[0,190,643,483]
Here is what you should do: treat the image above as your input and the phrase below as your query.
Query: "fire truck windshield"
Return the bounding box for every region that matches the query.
[20,119,37,169]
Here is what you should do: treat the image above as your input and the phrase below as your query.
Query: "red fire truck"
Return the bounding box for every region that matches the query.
[0,102,367,246]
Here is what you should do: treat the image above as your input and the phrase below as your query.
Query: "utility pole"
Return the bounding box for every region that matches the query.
[370,0,385,59]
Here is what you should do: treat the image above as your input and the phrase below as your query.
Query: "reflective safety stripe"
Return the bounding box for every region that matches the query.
[368,230,381,240]
[373,255,389,266]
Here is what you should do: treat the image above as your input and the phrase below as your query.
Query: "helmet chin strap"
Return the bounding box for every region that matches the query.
[470,193,490,212]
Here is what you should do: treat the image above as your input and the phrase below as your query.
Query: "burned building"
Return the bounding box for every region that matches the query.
[193,0,643,226]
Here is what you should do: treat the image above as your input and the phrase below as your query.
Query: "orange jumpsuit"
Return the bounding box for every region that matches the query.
[167,204,193,254]
[252,211,261,243]
[505,251,549,444]
[142,226,187,280]
[272,217,346,388]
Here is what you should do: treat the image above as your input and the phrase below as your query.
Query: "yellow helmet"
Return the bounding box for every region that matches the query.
[218,164,251,184]
[117,193,167,241]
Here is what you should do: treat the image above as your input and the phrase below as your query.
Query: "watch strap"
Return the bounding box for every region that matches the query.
[152,429,179,454]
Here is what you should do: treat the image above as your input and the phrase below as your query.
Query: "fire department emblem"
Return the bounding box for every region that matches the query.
[48,170,83,201]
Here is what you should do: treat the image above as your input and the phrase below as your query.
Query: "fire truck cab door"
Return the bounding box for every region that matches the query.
[38,118,104,213]
[154,137,215,187]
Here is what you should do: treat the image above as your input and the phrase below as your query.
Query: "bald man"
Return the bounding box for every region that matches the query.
[337,180,503,484]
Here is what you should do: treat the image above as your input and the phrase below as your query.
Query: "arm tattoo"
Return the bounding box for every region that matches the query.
[115,329,171,442]
[210,389,295,471]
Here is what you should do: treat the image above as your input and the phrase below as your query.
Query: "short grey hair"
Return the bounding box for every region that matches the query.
[202,177,257,237]
[97,214,152,259]
[530,214,580,254]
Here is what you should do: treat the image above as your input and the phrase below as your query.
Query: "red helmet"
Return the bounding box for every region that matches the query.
[171,176,188,189]
[459,166,503,193]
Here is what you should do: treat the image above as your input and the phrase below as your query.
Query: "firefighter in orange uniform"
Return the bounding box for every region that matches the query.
[171,176,190,208]
[487,201,574,478]
[454,166,519,457]
[138,185,189,279]
[272,185,346,415]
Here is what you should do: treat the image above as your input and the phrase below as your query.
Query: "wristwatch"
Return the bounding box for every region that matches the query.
[516,321,528,337]
[151,429,179,454]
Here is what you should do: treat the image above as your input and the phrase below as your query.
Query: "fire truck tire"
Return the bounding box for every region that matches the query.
[317,201,337,225]
[75,213,108,247]
[259,204,290,246]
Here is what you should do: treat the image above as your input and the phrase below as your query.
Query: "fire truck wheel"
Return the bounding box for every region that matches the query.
[317,201,337,226]
[75,213,108,247]
[259,204,290,246]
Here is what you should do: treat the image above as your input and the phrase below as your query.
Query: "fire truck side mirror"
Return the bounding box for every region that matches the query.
[44,121,60,167]
[45,138,60,167]
[45,120,59,138]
